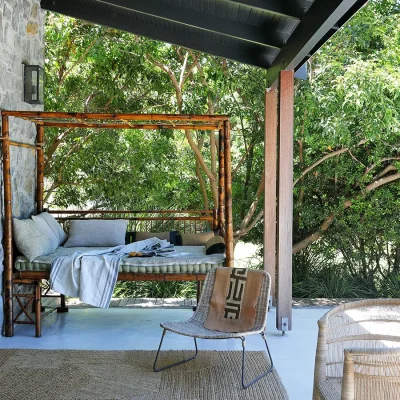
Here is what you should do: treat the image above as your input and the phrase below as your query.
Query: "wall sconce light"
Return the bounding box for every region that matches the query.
[24,65,44,104]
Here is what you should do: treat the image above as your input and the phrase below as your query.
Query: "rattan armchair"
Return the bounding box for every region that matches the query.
[153,267,273,389]
[313,299,400,400]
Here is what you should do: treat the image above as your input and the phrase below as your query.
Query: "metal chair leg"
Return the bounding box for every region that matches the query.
[153,328,198,372]
[241,332,274,389]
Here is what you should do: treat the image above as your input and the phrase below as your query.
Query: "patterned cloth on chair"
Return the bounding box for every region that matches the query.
[153,266,274,389]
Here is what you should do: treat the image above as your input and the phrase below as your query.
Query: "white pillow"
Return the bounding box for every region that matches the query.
[13,218,58,261]
[39,212,68,245]
[32,214,59,251]
[63,219,128,247]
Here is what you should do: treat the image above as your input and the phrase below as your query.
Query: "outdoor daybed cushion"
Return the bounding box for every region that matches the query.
[177,232,215,246]
[13,218,58,262]
[205,236,226,255]
[64,220,128,247]
[13,212,69,261]
[15,245,225,274]
[35,212,68,245]
[133,231,179,244]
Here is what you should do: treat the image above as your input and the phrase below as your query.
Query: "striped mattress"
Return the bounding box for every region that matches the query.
[15,246,225,274]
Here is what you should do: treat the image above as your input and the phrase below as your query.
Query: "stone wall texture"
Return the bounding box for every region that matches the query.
[0,0,45,333]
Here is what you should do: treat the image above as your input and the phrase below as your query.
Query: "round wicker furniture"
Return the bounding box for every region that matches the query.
[153,267,273,389]
[313,298,400,400]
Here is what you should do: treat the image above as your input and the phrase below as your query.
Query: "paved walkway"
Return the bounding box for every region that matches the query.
[41,296,362,309]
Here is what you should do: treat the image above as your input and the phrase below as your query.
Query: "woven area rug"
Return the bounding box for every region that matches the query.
[0,349,288,399]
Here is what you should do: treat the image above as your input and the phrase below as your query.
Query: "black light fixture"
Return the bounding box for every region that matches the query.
[23,65,44,104]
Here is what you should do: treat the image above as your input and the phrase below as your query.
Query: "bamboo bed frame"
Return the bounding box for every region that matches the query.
[1,111,233,337]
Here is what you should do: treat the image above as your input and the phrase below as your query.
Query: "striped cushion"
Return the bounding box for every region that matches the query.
[13,218,58,261]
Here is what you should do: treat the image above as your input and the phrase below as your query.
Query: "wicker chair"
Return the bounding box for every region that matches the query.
[153,267,273,389]
[313,299,400,400]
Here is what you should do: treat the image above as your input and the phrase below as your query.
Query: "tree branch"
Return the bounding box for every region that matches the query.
[147,54,183,112]
[364,157,400,177]
[294,140,367,186]
[293,172,400,254]
[293,147,349,186]
[57,37,100,96]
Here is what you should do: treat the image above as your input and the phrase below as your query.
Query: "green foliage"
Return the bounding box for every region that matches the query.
[114,281,197,299]
[44,1,400,299]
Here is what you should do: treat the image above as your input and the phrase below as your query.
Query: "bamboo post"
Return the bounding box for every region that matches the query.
[264,88,278,303]
[2,115,13,337]
[212,208,218,231]
[36,125,44,214]
[224,121,234,267]
[276,70,294,332]
[218,128,225,235]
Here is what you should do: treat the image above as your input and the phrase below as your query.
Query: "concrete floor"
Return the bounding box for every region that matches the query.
[0,307,329,400]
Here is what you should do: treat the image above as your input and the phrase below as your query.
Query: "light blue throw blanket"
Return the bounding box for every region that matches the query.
[50,238,170,308]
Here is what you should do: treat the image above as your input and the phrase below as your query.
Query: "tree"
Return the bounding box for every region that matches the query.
[44,14,267,243]
[44,0,400,267]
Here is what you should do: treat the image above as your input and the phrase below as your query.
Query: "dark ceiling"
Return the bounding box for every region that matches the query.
[40,0,368,86]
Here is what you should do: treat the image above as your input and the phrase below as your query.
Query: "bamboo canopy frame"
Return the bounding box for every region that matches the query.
[1,111,233,337]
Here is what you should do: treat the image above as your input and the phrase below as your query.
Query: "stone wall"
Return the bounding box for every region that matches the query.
[0,0,45,332]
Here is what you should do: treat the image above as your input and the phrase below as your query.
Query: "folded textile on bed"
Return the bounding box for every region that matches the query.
[123,241,175,257]
[50,238,171,308]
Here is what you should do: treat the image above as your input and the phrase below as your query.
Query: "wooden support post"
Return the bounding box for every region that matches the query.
[2,115,13,337]
[224,121,234,267]
[218,128,225,236]
[264,88,278,303]
[36,125,45,214]
[276,70,294,332]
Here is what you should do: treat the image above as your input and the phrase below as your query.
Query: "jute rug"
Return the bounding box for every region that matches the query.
[0,349,288,399]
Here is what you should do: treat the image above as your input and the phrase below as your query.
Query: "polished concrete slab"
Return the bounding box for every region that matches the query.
[0,307,329,399]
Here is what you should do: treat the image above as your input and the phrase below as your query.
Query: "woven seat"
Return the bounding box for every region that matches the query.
[154,267,273,389]
[313,299,400,400]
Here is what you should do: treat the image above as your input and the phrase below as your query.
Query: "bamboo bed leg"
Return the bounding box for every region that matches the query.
[2,115,14,337]
[57,294,69,313]
[194,280,202,311]
[35,281,41,337]
[224,121,234,267]
[218,128,225,236]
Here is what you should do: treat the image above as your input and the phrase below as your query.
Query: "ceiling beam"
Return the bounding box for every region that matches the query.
[224,0,313,20]
[96,0,288,49]
[267,0,362,86]
[41,0,274,69]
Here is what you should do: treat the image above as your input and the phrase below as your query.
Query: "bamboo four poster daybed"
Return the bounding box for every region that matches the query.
[1,111,233,337]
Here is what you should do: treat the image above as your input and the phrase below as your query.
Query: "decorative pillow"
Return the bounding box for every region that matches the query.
[205,235,226,255]
[31,214,59,251]
[178,232,215,246]
[13,218,58,261]
[131,231,179,245]
[134,231,170,242]
[38,212,68,245]
[63,219,128,247]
